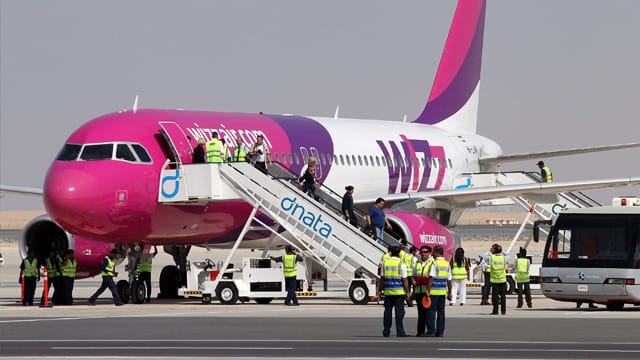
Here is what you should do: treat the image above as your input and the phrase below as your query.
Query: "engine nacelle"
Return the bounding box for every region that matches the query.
[385,211,459,259]
[20,215,116,279]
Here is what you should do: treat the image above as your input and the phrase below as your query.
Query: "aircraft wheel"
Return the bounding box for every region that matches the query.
[158,265,179,298]
[216,282,239,305]
[255,298,273,304]
[349,281,369,305]
[131,280,146,304]
[117,280,130,304]
[506,276,516,295]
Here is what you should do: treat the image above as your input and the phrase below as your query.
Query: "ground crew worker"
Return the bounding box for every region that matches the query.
[378,246,409,337]
[60,249,77,305]
[516,248,532,308]
[138,245,157,303]
[221,138,231,163]
[232,137,249,162]
[40,249,61,306]
[536,161,553,182]
[488,243,507,315]
[425,246,452,337]
[270,245,303,306]
[19,249,39,306]
[404,246,417,307]
[413,245,433,337]
[88,249,123,306]
[480,245,493,305]
[449,247,470,306]
[205,131,223,163]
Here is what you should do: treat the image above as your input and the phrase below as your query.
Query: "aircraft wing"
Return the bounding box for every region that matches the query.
[0,185,44,197]
[479,142,640,166]
[417,177,640,208]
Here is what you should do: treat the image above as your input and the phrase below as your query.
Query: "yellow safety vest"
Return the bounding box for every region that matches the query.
[283,254,297,278]
[515,258,530,283]
[139,256,152,273]
[383,258,405,296]
[451,259,467,280]
[413,258,433,294]
[102,256,115,277]
[430,258,450,296]
[23,258,38,277]
[404,254,416,277]
[62,259,77,278]
[542,166,553,182]
[233,146,247,162]
[206,139,222,163]
[489,254,507,284]
[46,258,60,278]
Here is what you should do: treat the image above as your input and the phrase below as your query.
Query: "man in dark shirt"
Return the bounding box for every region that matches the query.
[193,138,206,163]
[367,197,392,242]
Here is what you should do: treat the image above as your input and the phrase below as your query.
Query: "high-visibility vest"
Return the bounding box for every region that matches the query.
[413,258,433,294]
[62,259,77,278]
[430,258,450,296]
[233,146,247,162]
[46,258,60,278]
[515,258,530,283]
[382,258,405,296]
[451,259,468,280]
[489,254,507,284]
[23,258,38,277]
[102,256,115,277]
[404,254,416,277]
[139,256,153,273]
[206,139,222,163]
[541,166,553,182]
[283,254,297,278]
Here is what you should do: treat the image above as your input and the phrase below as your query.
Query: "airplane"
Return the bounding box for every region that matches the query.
[3,0,640,301]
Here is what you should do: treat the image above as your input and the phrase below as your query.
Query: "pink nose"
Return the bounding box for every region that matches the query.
[44,164,101,228]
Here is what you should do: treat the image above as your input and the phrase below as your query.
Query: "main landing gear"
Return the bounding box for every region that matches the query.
[158,245,190,299]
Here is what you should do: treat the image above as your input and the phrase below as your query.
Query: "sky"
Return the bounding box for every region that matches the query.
[2,0,640,211]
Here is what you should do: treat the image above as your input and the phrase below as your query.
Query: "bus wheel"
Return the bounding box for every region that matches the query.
[606,303,624,311]
[506,277,515,295]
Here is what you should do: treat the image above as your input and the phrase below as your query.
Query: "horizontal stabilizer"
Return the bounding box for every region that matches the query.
[479,142,640,166]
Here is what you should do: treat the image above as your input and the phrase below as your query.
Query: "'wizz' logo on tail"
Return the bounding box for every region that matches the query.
[377,135,446,194]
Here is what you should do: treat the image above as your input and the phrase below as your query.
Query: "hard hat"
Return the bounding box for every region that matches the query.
[421,295,431,308]
[536,161,544,166]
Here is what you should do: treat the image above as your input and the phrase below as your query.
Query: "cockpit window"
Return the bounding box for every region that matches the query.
[55,142,152,163]
[80,144,114,160]
[132,144,151,163]
[56,144,82,160]
[116,144,137,162]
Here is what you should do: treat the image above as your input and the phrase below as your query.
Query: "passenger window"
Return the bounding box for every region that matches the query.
[320,153,326,166]
[340,154,345,165]
[448,158,453,168]
[381,156,386,167]
[358,155,363,166]
[116,144,137,162]
[345,155,351,166]
[80,144,113,161]
[293,153,300,165]
[363,155,369,166]
[376,156,380,167]
[352,155,357,166]
[132,144,152,163]
[369,155,374,167]
[56,144,82,161]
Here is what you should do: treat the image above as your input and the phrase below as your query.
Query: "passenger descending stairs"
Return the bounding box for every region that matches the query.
[218,162,386,279]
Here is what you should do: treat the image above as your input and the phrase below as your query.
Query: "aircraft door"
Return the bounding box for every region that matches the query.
[159,121,194,164]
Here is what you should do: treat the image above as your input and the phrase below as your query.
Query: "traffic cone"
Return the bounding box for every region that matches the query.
[39,267,52,308]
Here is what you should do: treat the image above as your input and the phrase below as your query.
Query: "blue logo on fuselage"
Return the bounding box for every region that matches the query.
[161,169,181,198]
[280,196,333,239]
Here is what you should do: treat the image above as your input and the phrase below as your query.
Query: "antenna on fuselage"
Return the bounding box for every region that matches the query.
[402,114,407,122]
[132,95,139,114]
[334,106,340,119]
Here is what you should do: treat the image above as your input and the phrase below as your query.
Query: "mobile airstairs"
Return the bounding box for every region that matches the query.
[456,171,600,291]
[158,161,395,304]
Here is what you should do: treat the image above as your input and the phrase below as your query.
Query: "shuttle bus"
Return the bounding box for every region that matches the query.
[538,199,640,310]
